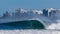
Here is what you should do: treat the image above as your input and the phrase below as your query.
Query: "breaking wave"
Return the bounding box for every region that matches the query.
[0,20,45,30]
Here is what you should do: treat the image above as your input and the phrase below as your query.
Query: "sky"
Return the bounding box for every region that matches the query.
[0,0,60,15]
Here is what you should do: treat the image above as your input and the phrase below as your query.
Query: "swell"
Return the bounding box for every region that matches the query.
[0,20,45,30]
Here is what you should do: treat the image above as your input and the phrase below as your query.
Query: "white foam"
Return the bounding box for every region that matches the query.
[0,30,60,34]
[47,23,60,29]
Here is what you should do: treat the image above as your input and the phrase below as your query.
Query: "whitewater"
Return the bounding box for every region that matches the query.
[0,30,60,34]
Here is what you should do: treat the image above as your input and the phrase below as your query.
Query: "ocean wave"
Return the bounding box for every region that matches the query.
[0,20,45,30]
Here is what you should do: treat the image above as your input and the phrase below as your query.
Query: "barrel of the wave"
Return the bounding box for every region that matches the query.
[29,20,45,29]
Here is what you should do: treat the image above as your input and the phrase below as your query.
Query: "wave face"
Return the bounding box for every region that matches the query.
[0,20,45,30]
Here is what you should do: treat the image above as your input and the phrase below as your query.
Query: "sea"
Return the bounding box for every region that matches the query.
[0,20,60,34]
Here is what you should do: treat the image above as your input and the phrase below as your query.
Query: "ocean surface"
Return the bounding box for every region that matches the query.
[0,20,60,34]
[0,20,45,30]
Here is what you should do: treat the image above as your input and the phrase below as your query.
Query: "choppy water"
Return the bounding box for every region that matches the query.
[0,20,45,30]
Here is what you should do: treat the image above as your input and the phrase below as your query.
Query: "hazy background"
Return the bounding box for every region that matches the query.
[0,0,60,15]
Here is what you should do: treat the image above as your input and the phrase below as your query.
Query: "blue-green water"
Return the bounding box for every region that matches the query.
[0,20,45,30]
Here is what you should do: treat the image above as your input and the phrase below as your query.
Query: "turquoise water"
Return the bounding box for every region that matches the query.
[0,20,45,30]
